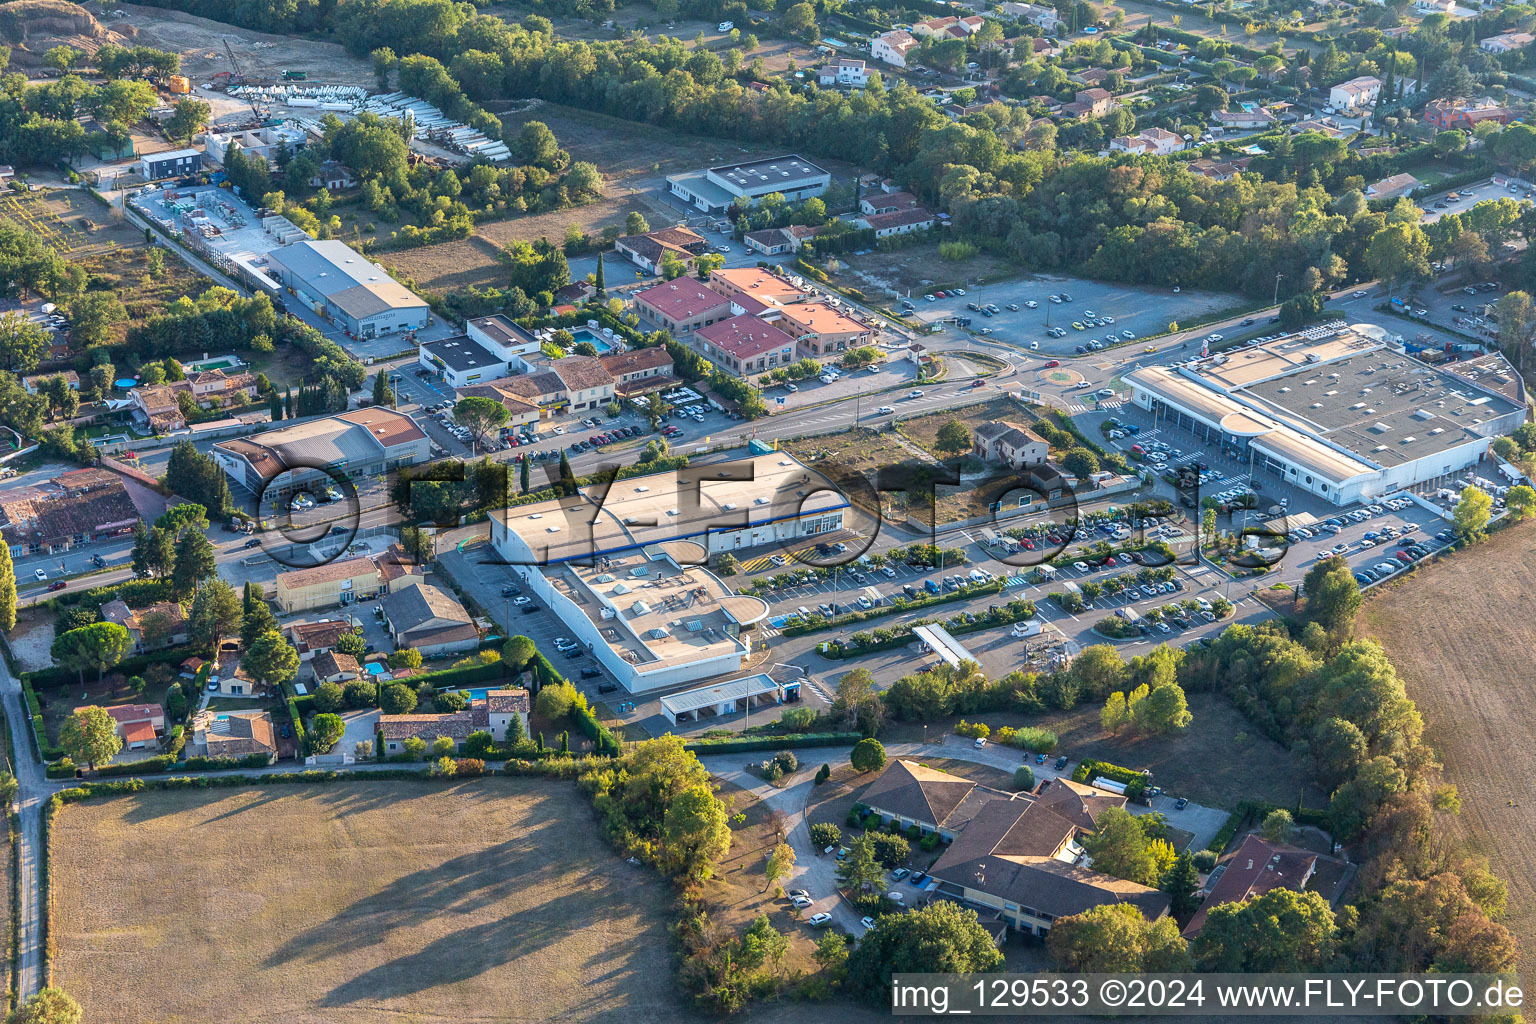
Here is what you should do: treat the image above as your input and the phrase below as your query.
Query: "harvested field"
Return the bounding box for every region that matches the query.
[0,189,144,257]
[51,779,678,1024]
[1358,521,1536,973]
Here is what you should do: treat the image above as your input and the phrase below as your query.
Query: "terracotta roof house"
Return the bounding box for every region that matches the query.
[283,618,357,660]
[1,472,141,556]
[193,710,278,762]
[379,582,479,658]
[862,760,1170,937]
[273,556,382,614]
[1031,777,1127,831]
[600,347,676,395]
[311,650,362,684]
[379,689,529,753]
[551,355,616,412]
[614,226,710,274]
[374,543,428,593]
[742,225,821,256]
[1182,834,1318,936]
[77,703,166,750]
[632,277,733,336]
[852,207,936,238]
[455,381,541,426]
[98,597,188,652]
[1479,30,1534,54]
[1365,172,1423,200]
[872,30,919,68]
[693,315,799,375]
[973,420,1049,469]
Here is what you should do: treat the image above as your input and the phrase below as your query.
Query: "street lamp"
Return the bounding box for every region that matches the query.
[1273,273,1285,309]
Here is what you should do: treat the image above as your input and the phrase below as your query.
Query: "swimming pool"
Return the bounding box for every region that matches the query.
[568,328,618,354]
[460,687,491,700]
[364,662,388,677]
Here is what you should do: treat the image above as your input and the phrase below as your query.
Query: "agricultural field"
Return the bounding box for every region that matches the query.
[50,780,679,1024]
[1358,521,1536,974]
[0,189,144,258]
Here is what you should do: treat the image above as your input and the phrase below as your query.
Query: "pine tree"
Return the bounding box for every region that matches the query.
[1163,851,1200,916]
[557,450,574,496]
[373,371,393,407]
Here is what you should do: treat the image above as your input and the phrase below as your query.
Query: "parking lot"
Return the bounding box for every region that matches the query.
[1419,176,1534,226]
[1082,401,1458,588]
[904,275,1236,355]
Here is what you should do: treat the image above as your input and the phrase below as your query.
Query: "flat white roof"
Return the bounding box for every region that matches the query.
[912,623,976,670]
[660,673,780,715]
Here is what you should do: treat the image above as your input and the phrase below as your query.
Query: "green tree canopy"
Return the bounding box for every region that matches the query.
[846,901,1004,1005]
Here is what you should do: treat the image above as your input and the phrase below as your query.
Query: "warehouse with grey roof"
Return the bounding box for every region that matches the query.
[1125,324,1525,506]
[265,239,429,339]
[667,155,831,213]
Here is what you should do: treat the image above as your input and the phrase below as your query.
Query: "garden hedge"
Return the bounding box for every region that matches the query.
[682,732,862,754]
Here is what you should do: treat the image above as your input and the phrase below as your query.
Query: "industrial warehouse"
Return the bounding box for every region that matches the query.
[1124,324,1525,506]
[264,239,430,339]
[666,155,831,214]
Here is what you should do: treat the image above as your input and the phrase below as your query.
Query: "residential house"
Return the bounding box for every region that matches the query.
[741,225,820,255]
[860,760,1168,937]
[310,650,363,684]
[1109,127,1184,156]
[853,207,937,238]
[1329,75,1382,111]
[911,15,984,40]
[554,280,597,307]
[1211,107,1276,130]
[81,703,166,751]
[693,315,798,375]
[872,30,918,68]
[498,371,569,418]
[308,160,357,191]
[973,420,1049,469]
[128,383,188,433]
[379,582,480,658]
[455,380,542,427]
[1365,172,1423,200]
[1187,156,1253,180]
[1424,97,1513,130]
[600,347,676,396]
[1030,37,1062,59]
[632,277,734,336]
[999,1,1065,31]
[374,543,428,595]
[99,598,189,652]
[377,689,532,754]
[1479,30,1534,54]
[1414,0,1455,11]
[283,618,358,661]
[775,302,875,358]
[192,709,278,763]
[1062,88,1115,120]
[1182,834,1318,936]
[819,58,870,88]
[859,191,921,215]
[614,227,710,274]
[21,370,78,395]
[1072,68,1111,88]
[272,556,382,613]
[551,355,616,412]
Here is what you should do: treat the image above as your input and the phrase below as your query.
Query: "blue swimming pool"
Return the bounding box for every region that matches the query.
[460,687,491,700]
[364,662,388,677]
[568,328,617,354]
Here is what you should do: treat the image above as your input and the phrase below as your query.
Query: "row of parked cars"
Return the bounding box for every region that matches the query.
[569,424,643,453]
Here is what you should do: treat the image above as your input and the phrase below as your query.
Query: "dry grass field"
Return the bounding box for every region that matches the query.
[51,780,678,1024]
[1358,520,1536,973]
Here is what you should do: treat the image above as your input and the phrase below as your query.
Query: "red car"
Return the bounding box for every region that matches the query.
[935,291,947,298]
[1396,550,1414,562]
[970,378,985,388]
[1021,539,1036,550]
[46,581,66,592]
[1043,360,1060,368]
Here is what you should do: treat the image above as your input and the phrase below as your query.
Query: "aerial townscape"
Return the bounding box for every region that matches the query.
[2,0,1536,1019]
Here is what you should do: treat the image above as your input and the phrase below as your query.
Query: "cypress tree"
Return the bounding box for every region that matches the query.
[268,391,283,421]
[284,388,293,418]
[594,252,605,294]
[520,455,530,495]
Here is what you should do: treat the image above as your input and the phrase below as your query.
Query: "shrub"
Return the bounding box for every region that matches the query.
[919,831,941,852]
[313,682,343,713]
[846,808,864,828]
[772,750,799,774]
[870,831,911,868]
[809,822,841,848]
[904,824,921,840]
[1010,726,1058,753]
[1193,848,1218,871]
[454,757,486,776]
[1013,765,1035,790]
[814,762,831,785]
[862,812,881,831]
[342,680,376,708]
[955,720,989,739]
[850,737,886,773]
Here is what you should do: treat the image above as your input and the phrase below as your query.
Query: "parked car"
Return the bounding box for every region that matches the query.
[808,913,833,927]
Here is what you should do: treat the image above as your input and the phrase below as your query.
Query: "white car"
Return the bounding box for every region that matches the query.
[908,389,924,398]
[881,566,897,578]
[887,891,905,903]
[1352,290,1367,298]
[808,913,833,927]
[1025,300,1038,308]
[513,596,532,606]
[33,569,46,581]
[790,895,813,909]
[1073,561,1090,573]
[716,245,731,253]
[953,288,966,296]
[1097,388,1115,397]
[924,294,936,302]
[876,405,895,415]
[861,916,876,929]
[973,736,987,749]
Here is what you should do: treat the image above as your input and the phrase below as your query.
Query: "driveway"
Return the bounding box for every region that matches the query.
[337,709,380,758]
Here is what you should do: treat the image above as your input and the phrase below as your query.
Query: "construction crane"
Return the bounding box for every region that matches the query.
[222,39,246,88]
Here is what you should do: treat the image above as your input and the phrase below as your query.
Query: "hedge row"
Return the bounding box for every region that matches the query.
[778,581,1003,637]
[1071,758,1149,799]
[682,732,862,754]
[1205,797,1332,853]
[527,653,621,757]
[90,751,274,778]
[45,577,174,615]
[816,599,1037,660]
[20,679,59,762]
